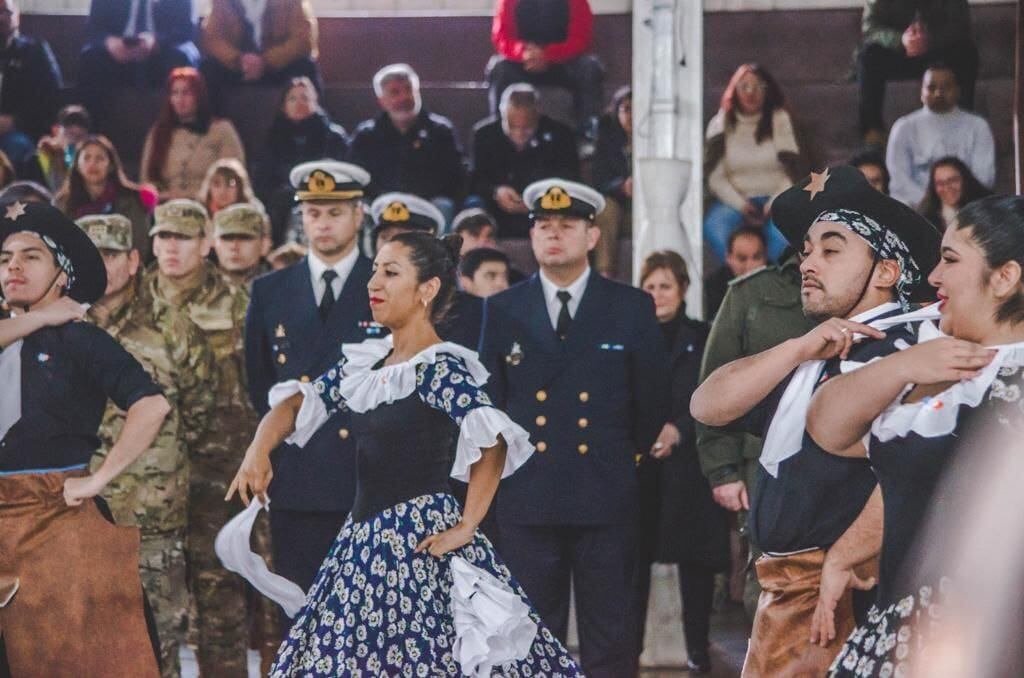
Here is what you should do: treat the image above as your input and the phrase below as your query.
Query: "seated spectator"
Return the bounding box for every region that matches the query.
[917,155,992,230]
[348,64,464,226]
[470,83,578,238]
[56,134,156,263]
[197,157,258,217]
[702,227,766,320]
[592,86,631,276]
[452,208,498,254]
[857,0,976,146]
[20,105,92,194]
[849,148,890,194]
[200,0,320,109]
[459,247,511,298]
[0,179,53,204]
[703,64,802,264]
[141,67,245,201]
[77,0,198,117]
[264,76,348,244]
[0,0,63,165]
[886,63,995,207]
[486,0,604,141]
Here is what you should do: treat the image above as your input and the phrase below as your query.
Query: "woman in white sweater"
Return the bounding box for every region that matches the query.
[703,64,804,263]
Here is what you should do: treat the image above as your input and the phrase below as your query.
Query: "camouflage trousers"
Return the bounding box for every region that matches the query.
[140,533,189,678]
[186,468,281,676]
[187,473,248,678]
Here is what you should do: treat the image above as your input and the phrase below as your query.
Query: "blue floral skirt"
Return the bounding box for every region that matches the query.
[271,493,582,677]
[829,579,949,678]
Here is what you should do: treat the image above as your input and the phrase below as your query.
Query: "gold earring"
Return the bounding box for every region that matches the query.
[422,299,428,308]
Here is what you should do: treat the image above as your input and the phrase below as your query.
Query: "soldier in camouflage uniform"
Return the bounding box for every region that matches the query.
[211,202,282,670]
[141,199,257,678]
[79,214,216,678]
[213,202,272,289]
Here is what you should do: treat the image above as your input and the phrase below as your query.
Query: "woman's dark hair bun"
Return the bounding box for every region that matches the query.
[441,233,463,269]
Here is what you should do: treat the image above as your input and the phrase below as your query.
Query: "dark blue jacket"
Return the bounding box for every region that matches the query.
[244,255,376,512]
[0,34,63,139]
[85,0,196,48]
[479,273,670,525]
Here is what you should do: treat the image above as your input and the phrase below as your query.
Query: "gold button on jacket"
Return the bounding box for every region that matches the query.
[536,442,548,452]
[338,428,350,439]
[535,415,547,427]
[536,390,548,402]
[577,444,589,455]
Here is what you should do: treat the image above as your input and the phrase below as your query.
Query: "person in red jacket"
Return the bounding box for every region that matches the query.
[486,0,604,143]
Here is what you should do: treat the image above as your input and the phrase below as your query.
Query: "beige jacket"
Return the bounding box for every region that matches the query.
[201,0,317,71]
[140,119,246,201]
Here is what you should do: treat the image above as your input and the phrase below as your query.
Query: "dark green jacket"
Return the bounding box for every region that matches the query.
[696,255,816,488]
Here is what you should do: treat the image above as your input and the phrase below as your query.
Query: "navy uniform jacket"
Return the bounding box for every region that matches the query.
[480,273,670,525]
[347,110,465,202]
[245,255,376,512]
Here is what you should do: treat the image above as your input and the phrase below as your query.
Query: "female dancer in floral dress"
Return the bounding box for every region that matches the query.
[229,231,582,676]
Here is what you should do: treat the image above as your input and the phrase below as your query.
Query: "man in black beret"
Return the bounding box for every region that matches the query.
[691,165,942,676]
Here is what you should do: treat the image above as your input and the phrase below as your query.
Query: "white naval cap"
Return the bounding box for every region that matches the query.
[289,161,371,201]
[370,192,445,234]
[523,178,606,221]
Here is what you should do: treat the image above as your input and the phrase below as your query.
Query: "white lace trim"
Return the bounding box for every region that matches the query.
[452,407,534,483]
[450,556,537,676]
[872,321,1024,442]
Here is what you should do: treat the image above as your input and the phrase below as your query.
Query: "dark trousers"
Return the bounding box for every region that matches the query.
[499,522,635,678]
[486,54,605,135]
[201,55,323,113]
[632,561,716,666]
[78,41,199,128]
[269,508,348,630]
[857,41,979,134]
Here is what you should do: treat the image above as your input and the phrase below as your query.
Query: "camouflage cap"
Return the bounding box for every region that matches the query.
[213,203,267,238]
[150,199,208,238]
[76,213,133,251]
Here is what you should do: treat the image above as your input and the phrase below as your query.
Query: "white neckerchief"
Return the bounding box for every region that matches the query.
[538,267,590,331]
[872,320,1024,442]
[238,0,270,48]
[759,302,938,477]
[307,247,358,306]
[0,339,23,441]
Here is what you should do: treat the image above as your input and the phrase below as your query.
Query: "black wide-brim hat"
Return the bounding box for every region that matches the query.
[0,200,107,304]
[772,165,943,303]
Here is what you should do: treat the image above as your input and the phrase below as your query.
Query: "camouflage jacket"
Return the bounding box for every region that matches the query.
[141,262,257,479]
[89,282,216,535]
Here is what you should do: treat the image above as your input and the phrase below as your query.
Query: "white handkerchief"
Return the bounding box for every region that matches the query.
[0,340,23,441]
[214,497,307,618]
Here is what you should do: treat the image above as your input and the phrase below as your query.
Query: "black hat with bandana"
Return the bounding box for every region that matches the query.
[0,201,107,304]
[772,165,942,306]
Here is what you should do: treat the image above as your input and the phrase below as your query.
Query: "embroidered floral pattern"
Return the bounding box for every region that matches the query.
[312,354,350,416]
[271,493,581,677]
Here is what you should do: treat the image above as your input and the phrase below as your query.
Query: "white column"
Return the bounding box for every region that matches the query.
[632,0,704,316]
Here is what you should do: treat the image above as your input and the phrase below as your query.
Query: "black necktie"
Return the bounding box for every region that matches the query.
[319,270,338,321]
[556,290,572,339]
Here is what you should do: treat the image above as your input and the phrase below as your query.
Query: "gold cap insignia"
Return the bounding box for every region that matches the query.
[308,170,337,194]
[540,186,571,210]
[382,201,411,222]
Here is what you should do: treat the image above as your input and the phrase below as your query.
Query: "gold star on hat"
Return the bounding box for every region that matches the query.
[804,169,831,200]
[4,201,26,221]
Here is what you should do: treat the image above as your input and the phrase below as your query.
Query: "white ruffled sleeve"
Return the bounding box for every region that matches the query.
[268,380,330,448]
[451,407,534,483]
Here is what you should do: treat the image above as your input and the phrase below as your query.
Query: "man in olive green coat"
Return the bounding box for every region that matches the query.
[141,199,257,678]
[697,253,817,616]
[81,213,216,678]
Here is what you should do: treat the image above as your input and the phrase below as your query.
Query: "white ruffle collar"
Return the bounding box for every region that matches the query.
[338,337,491,413]
[872,321,1024,442]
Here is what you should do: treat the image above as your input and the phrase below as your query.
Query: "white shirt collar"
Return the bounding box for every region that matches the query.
[538,266,591,330]
[308,246,359,304]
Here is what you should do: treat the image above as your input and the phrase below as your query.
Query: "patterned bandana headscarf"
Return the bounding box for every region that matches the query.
[815,208,920,310]
[16,230,77,294]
